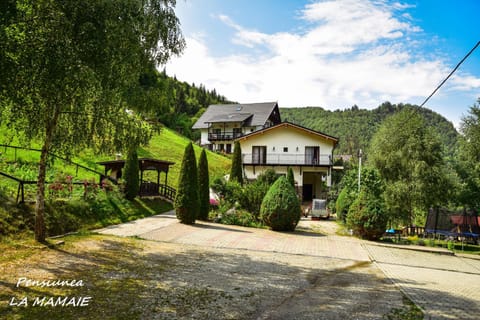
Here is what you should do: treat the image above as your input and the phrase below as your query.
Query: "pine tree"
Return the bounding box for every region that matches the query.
[230,141,243,184]
[175,142,198,224]
[198,149,210,220]
[124,147,140,200]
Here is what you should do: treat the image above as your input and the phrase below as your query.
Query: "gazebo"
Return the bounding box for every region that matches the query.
[97,158,176,200]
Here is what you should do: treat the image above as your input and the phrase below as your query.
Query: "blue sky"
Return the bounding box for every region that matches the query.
[166,0,480,128]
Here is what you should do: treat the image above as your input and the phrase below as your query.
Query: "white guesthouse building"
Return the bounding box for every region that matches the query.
[193,102,339,201]
[236,121,338,202]
[192,102,281,154]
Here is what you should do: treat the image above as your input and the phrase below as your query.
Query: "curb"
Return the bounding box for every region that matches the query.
[366,241,455,256]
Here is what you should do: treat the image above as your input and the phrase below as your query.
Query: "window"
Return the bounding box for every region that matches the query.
[226,144,232,154]
[233,127,242,138]
[305,146,320,165]
[252,146,267,164]
[283,147,288,152]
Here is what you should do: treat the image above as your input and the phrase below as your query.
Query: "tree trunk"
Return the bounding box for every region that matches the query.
[35,109,59,242]
[34,144,49,242]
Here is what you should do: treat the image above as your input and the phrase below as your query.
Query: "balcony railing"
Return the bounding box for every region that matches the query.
[242,153,333,166]
[208,131,243,141]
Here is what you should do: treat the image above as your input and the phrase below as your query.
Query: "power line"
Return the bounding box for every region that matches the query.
[420,40,480,108]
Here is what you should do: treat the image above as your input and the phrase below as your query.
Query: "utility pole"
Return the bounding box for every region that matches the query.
[358,149,362,192]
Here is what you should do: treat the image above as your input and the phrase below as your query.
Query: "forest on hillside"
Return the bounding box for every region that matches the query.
[141,69,233,139]
[281,102,459,156]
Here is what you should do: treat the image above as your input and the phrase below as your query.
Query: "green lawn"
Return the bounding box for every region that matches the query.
[0,125,231,194]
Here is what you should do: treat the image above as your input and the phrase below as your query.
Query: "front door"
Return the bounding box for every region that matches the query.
[303,184,313,201]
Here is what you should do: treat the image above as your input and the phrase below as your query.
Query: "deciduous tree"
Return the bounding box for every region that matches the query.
[0,0,184,241]
[369,108,450,225]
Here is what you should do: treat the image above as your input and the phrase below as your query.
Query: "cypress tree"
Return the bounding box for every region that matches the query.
[230,141,243,184]
[124,147,140,200]
[198,149,210,220]
[175,142,198,224]
[287,167,295,188]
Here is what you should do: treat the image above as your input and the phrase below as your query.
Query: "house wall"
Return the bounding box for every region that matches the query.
[238,125,335,163]
[239,125,335,193]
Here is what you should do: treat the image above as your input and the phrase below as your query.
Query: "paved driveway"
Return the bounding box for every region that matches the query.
[98,211,480,319]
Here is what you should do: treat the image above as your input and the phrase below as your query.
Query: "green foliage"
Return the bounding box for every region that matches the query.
[346,190,388,240]
[287,167,295,187]
[155,69,232,140]
[281,102,458,157]
[175,143,198,224]
[0,0,185,241]
[218,209,262,228]
[257,168,279,185]
[230,141,243,184]
[124,148,140,200]
[238,181,271,219]
[260,176,301,231]
[198,149,210,220]
[336,187,356,222]
[0,185,172,238]
[456,100,480,209]
[369,108,450,225]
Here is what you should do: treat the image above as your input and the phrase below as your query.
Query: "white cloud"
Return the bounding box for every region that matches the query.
[165,0,480,110]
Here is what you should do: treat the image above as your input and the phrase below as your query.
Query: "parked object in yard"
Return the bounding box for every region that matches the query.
[311,199,329,220]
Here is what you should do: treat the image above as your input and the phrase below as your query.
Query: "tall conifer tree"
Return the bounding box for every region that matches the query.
[175,143,198,224]
[198,149,210,220]
[230,141,243,184]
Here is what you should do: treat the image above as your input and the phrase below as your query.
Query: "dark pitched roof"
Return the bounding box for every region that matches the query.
[236,121,339,145]
[192,102,280,129]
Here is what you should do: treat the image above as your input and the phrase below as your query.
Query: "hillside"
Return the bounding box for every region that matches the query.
[0,126,231,200]
[281,102,459,156]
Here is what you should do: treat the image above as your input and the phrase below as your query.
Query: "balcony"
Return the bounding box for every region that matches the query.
[208,131,243,141]
[242,153,333,166]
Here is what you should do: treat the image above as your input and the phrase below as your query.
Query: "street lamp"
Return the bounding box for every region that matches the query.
[358,149,362,192]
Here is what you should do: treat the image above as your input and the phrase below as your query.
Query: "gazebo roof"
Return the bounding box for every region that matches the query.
[97,158,175,173]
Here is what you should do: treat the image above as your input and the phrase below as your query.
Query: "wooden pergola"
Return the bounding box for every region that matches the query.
[97,158,176,199]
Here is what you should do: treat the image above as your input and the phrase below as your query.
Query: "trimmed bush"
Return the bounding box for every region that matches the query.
[230,141,243,184]
[174,142,198,224]
[123,148,139,200]
[260,176,301,231]
[198,149,210,220]
[346,191,387,240]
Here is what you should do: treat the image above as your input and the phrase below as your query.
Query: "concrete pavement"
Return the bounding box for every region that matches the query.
[98,211,480,319]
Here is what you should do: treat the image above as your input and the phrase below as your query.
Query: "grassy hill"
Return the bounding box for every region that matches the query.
[0,125,230,237]
[0,125,231,199]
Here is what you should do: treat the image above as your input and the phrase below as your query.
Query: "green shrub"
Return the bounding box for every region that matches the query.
[220,209,261,228]
[197,149,210,221]
[336,187,356,222]
[260,176,301,231]
[174,142,198,224]
[238,181,270,219]
[346,191,387,240]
